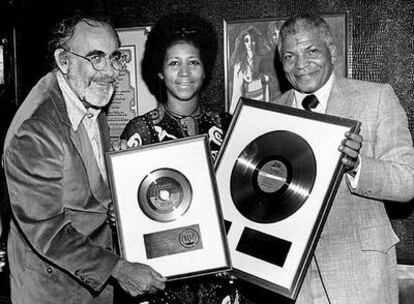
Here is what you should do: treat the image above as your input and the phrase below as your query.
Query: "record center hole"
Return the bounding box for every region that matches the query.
[159,189,170,200]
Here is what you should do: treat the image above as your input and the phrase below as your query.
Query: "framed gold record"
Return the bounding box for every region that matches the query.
[215,98,361,299]
[106,135,231,280]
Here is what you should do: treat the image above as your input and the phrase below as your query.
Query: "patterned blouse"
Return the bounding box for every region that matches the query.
[121,104,231,162]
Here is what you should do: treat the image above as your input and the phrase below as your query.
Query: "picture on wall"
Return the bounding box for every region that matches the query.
[224,13,351,114]
[107,26,157,144]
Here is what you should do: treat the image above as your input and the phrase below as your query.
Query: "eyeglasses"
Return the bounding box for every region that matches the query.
[65,49,126,71]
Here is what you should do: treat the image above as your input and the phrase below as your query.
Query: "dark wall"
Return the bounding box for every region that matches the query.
[4,0,414,263]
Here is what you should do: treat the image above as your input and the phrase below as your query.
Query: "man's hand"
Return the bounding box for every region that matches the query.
[339,131,363,171]
[112,139,128,151]
[112,259,166,296]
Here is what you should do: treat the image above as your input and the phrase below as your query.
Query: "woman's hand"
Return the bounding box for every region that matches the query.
[106,202,117,229]
[111,139,129,151]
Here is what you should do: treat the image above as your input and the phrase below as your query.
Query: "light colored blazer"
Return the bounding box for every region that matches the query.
[272,76,414,303]
[3,71,119,304]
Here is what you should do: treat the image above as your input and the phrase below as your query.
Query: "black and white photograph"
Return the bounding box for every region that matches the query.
[0,1,414,304]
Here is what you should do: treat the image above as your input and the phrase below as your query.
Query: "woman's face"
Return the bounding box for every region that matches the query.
[270,26,280,47]
[244,34,255,52]
[158,42,205,104]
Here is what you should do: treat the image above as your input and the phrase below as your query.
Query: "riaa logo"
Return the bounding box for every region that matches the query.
[179,228,200,248]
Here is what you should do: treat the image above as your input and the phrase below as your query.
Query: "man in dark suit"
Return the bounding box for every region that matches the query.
[272,13,414,303]
[2,15,166,303]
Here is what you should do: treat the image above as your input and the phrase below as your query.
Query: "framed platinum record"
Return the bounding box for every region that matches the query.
[106,135,231,280]
[215,98,361,299]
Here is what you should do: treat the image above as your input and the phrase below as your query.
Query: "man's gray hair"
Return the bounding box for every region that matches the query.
[48,15,120,68]
[277,13,335,56]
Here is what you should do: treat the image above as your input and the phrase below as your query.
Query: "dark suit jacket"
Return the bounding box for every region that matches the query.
[3,71,120,304]
[272,76,414,303]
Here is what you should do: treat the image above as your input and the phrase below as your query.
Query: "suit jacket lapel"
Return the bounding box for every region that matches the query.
[275,90,295,107]
[276,76,360,122]
[51,74,111,206]
[98,112,111,154]
[326,77,360,121]
[69,125,111,205]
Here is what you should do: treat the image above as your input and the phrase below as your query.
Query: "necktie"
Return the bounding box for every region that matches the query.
[302,94,319,111]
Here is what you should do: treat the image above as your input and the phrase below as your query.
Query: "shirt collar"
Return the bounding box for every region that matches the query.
[293,73,335,113]
[56,70,101,131]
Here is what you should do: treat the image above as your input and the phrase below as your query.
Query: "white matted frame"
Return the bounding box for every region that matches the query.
[107,27,158,144]
[215,98,360,299]
[106,135,231,280]
[224,13,351,114]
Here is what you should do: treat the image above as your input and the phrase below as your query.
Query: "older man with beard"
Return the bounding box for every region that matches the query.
[2,15,165,304]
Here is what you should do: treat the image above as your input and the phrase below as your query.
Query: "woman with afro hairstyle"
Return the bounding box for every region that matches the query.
[121,12,230,162]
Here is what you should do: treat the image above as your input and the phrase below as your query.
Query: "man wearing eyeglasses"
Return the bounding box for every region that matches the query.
[2,15,166,304]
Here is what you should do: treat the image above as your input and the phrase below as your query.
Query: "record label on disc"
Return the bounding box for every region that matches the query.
[257,160,288,193]
[147,177,183,211]
[230,130,317,223]
[138,168,192,222]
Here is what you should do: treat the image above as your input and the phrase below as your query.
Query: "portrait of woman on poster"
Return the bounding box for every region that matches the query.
[229,26,272,114]
[263,21,286,99]
[267,20,282,49]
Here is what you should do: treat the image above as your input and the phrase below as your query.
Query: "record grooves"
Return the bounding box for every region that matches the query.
[230,130,316,223]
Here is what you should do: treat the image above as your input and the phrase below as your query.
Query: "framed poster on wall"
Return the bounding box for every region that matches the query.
[107,27,158,144]
[224,13,351,114]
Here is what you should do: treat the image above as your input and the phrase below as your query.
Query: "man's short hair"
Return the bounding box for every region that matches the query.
[48,14,120,68]
[277,13,335,56]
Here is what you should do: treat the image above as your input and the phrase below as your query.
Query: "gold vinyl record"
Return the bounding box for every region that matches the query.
[138,168,193,222]
[230,130,317,223]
